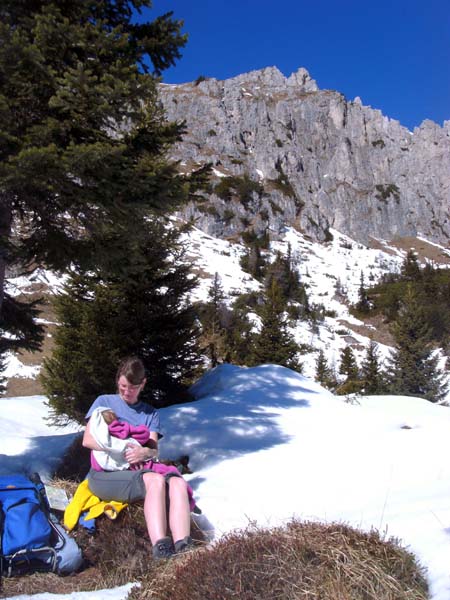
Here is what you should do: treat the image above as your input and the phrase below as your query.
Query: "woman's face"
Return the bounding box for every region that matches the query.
[118,375,145,405]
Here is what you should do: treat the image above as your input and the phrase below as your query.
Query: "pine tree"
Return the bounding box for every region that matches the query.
[223,305,254,365]
[388,285,448,402]
[360,340,386,394]
[315,349,337,390]
[337,346,363,395]
[400,250,421,282]
[250,280,302,372]
[41,220,202,424]
[0,1,190,347]
[356,271,370,313]
[200,273,228,368]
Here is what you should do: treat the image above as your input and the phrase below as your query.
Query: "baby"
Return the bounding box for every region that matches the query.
[90,407,154,472]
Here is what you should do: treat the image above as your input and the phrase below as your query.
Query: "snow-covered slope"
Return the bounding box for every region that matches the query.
[4,364,450,600]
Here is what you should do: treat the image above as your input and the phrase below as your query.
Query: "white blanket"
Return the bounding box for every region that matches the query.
[90,407,140,471]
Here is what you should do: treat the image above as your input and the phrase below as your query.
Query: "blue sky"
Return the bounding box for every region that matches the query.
[143,0,449,131]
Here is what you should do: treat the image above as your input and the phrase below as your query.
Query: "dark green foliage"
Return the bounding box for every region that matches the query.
[223,306,254,365]
[0,293,44,353]
[353,256,450,347]
[194,75,208,85]
[240,240,268,281]
[315,349,337,390]
[249,280,302,372]
[41,220,202,424]
[337,346,363,395]
[268,158,296,198]
[198,272,228,368]
[196,276,256,368]
[401,250,421,282]
[361,340,387,394]
[375,184,400,202]
[264,244,308,308]
[214,174,264,207]
[0,0,188,348]
[388,286,447,402]
[355,271,370,314]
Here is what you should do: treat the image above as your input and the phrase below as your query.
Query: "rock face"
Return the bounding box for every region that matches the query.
[159,66,450,245]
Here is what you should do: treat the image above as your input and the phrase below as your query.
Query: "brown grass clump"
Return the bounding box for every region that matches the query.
[131,520,429,600]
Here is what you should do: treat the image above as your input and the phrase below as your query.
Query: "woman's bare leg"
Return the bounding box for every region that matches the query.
[142,472,167,544]
[167,476,191,542]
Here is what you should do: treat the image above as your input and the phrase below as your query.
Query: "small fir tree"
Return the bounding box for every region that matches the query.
[315,349,337,390]
[223,306,254,365]
[250,280,302,372]
[337,346,363,395]
[199,273,228,368]
[400,250,421,282]
[360,340,386,394]
[356,271,370,313]
[388,285,448,402]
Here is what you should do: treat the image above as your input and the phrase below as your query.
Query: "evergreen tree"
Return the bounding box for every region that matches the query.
[41,220,202,424]
[250,280,302,372]
[400,250,421,282]
[315,349,337,390]
[356,271,370,313]
[337,346,363,395]
[388,285,448,402]
[360,340,386,394]
[223,305,254,365]
[264,245,307,306]
[200,273,228,368]
[0,1,191,347]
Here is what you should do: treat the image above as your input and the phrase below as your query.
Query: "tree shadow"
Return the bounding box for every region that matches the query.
[161,364,324,472]
[0,432,81,479]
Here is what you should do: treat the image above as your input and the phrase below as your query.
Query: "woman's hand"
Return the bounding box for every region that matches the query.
[124,443,155,467]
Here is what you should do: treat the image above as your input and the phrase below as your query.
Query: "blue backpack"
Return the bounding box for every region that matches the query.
[0,473,82,577]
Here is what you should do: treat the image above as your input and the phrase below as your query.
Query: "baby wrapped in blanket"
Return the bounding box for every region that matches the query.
[89,407,197,511]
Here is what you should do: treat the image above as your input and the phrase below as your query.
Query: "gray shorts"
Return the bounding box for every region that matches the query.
[87,468,180,503]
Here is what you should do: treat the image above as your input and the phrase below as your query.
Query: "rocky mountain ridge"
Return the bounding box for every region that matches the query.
[159,66,450,246]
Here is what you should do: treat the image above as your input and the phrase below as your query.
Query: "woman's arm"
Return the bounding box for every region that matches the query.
[82,419,103,451]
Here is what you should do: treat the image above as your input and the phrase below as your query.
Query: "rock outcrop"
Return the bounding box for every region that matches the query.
[159,66,450,245]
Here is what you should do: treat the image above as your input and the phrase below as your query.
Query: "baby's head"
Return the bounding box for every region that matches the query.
[101,409,118,425]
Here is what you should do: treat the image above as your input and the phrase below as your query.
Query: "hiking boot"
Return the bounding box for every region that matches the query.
[174,535,194,554]
[152,536,174,560]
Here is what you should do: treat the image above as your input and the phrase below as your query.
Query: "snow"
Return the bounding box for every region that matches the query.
[3,364,450,599]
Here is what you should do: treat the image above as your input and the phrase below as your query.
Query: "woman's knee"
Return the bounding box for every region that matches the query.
[142,471,165,492]
[168,475,188,495]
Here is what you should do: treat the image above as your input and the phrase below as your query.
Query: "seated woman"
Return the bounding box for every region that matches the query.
[82,356,193,560]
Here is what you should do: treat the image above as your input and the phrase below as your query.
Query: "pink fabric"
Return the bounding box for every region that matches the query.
[91,453,103,472]
[108,420,150,445]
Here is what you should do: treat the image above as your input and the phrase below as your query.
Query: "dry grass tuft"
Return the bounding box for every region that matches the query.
[131,520,429,600]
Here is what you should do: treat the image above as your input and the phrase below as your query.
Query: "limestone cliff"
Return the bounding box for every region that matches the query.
[159,66,450,245]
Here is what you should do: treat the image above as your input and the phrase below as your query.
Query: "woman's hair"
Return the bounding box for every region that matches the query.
[116,356,146,385]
